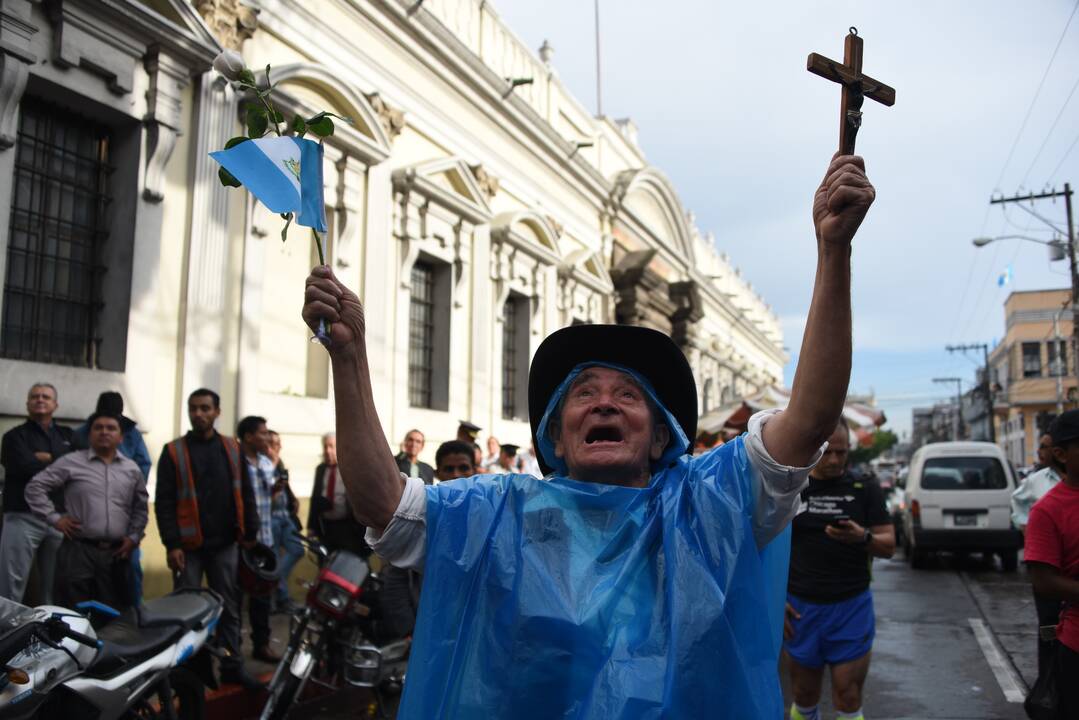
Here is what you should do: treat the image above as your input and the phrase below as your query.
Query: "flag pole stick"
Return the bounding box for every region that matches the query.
[311,228,330,344]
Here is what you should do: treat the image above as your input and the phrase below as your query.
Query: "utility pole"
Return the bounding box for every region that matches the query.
[933,377,964,440]
[991,184,1077,381]
[946,343,996,443]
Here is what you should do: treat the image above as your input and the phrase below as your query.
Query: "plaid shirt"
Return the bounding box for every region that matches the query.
[245,453,276,547]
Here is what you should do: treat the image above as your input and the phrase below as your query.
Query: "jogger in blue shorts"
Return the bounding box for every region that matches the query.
[783,422,895,720]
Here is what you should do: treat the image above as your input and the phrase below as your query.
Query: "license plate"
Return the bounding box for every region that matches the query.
[954,513,977,527]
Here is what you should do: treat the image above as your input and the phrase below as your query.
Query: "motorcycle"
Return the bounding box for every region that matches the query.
[0,588,222,719]
[259,536,410,720]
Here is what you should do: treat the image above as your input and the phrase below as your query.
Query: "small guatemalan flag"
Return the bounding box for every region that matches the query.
[209,136,327,232]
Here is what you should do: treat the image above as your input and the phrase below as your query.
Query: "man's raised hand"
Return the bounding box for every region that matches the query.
[303,265,367,355]
[812,153,875,247]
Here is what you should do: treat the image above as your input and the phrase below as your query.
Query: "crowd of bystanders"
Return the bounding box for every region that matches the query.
[0,382,541,688]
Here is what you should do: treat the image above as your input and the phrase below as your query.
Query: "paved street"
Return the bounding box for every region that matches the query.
[782,551,1036,720]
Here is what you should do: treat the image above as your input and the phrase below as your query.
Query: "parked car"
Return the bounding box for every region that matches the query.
[901,441,1023,571]
[885,484,907,549]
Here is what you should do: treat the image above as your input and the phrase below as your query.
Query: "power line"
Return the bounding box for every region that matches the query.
[1021,70,1079,186]
[993,0,1079,190]
[947,204,994,341]
[1048,128,1079,183]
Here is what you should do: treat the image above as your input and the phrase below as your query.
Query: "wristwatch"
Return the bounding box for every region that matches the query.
[861,529,872,545]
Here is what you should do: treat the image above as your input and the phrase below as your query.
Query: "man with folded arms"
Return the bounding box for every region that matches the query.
[25,413,147,610]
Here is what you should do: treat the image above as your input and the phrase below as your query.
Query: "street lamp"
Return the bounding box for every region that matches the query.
[972,234,1066,261]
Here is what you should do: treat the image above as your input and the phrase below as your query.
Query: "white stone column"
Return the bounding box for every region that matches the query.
[362,162,396,426]
[179,71,236,427]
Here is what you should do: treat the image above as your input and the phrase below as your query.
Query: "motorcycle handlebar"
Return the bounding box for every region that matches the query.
[56,622,101,649]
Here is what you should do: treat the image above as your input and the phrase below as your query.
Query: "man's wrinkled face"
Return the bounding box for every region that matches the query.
[323,435,337,466]
[90,417,122,453]
[27,385,57,420]
[813,424,850,480]
[553,367,668,484]
[188,395,220,434]
[403,431,424,459]
[436,452,475,482]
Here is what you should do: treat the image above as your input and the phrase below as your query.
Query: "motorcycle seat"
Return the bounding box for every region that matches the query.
[85,610,183,679]
[137,589,218,631]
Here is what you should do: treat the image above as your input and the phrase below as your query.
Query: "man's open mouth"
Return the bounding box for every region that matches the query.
[585,427,624,444]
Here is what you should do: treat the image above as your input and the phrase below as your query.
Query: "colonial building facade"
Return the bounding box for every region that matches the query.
[0,0,785,495]
[988,288,1076,467]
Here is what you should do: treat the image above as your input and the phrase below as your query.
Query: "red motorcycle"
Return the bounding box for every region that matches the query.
[259,536,411,720]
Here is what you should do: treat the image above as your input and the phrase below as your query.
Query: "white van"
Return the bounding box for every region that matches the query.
[901,441,1023,571]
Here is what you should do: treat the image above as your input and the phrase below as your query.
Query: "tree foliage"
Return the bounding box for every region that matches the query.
[849,429,899,465]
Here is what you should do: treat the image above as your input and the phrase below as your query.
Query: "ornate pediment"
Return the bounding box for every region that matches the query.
[269,63,394,165]
[610,166,694,267]
[392,157,492,224]
[491,210,561,264]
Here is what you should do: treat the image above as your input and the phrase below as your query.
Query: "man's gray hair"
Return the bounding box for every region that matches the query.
[322,432,336,442]
[28,382,58,401]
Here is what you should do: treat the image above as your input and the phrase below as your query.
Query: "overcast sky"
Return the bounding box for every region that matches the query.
[494,0,1079,437]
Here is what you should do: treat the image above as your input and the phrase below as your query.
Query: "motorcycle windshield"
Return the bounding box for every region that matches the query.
[0,596,42,631]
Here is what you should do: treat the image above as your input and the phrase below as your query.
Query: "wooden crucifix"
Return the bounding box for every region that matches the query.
[807,27,895,155]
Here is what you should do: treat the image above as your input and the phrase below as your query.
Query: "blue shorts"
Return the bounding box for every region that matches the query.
[784,590,875,668]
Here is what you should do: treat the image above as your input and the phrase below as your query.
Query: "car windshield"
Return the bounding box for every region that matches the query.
[922,457,1008,490]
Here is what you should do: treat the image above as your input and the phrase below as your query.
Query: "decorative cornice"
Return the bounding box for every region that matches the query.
[195,0,256,51]
[365,91,405,142]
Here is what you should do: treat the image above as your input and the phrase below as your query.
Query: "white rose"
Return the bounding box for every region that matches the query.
[212,50,247,81]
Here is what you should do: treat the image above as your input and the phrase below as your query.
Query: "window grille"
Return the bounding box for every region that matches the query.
[1021,342,1042,378]
[502,297,518,419]
[2,97,110,366]
[408,262,435,407]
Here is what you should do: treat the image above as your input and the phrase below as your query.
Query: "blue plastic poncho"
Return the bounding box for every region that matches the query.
[399,365,791,718]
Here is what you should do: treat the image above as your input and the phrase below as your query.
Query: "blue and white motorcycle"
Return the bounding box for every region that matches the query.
[0,588,222,719]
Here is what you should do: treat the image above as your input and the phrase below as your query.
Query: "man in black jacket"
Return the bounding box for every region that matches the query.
[309,433,367,556]
[394,429,434,484]
[154,388,261,689]
[0,383,74,603]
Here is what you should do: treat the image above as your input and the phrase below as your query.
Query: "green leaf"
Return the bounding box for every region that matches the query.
[273,109,285,123]
[280,212,293,242]
[237,68,257,86]
[305,111,352,125]
[308,116,334,137]
[218,166,242,188]
[246,106,268,138]
[291,115,307,136]
[224,136,250,149]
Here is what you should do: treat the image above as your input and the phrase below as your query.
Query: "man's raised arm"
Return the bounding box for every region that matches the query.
[763,154,875,467]
[303,265,403,532]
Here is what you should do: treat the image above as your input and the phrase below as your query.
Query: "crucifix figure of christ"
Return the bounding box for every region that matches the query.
[807,27,896,155]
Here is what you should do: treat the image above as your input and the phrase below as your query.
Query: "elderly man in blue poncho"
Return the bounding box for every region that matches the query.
[302,153,874,718]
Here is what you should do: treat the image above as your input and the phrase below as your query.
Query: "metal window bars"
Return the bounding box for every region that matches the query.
[2,97,111,367]
[408,262,435,408]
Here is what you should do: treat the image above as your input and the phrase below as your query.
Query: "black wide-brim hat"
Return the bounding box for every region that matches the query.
[528,324,698,476]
